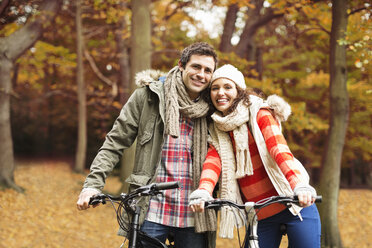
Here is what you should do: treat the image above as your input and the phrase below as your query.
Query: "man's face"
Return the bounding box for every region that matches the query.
[179,54,215,100]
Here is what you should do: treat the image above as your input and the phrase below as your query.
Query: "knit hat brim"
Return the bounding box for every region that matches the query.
[210,64,246,89]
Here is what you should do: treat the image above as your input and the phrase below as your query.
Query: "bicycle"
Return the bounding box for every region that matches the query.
[204,195,322,248]
[89,181,180,248]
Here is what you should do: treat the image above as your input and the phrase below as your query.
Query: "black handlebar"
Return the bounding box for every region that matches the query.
[153,181,180,190]
[293,195,322,203]
[89,181,180,206]
[87,181,181,247]
[204,195,322,210]
[89,193,109,205]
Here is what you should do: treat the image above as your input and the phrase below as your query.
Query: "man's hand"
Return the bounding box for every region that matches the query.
[76,188,100,210]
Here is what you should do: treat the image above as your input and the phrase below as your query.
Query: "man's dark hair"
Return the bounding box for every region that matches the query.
[179,42,218,71]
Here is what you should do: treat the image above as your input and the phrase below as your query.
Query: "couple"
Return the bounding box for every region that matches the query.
[76,42,320,248]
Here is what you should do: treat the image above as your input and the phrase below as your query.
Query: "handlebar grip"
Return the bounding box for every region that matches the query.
[293,195,322,203]
[154,181,180,190]
[204,201,217,209]
[89,198,101,205]
[89,193,106,205]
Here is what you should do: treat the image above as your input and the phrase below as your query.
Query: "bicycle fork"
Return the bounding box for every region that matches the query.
[246,203,259,248]
[128,206,141,248]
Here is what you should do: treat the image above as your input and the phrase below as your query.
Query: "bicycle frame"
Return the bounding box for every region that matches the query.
[89,182,179,248]
[245,201,259,248]
[204,195,322,248]
[128,205,167,248]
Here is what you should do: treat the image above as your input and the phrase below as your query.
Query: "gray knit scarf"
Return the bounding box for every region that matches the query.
[164,66,217,235]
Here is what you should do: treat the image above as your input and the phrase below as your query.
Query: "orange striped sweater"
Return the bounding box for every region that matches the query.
[199,109,302,220]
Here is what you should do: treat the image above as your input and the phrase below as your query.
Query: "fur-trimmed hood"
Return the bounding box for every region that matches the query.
[135,69,167,87]
[249,94,291,122]
[265,94,291,122]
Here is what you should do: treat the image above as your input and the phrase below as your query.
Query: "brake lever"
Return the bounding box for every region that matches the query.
[136,188,163,197]
[89,197,106,206]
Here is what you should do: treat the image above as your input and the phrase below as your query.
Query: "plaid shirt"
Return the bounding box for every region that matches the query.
[146,115,195,227]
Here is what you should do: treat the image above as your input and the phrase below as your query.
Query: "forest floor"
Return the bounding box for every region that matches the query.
[0,159,371,248]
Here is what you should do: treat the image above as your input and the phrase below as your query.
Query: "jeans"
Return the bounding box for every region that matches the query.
[245,204,321,248]
[140,220,206,248]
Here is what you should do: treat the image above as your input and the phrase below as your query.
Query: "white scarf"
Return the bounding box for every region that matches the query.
[211,101,253,178]
[209,101,253,239]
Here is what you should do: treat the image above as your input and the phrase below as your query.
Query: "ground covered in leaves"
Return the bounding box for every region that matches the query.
[0,160,371,248]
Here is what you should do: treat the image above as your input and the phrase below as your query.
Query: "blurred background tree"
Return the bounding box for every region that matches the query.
[0,0,63,191]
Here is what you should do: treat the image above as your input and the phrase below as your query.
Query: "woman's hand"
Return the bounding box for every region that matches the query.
[189,189,213,213]
[296,190,315,207]
[294,184,317,207]
[190,201,205,213]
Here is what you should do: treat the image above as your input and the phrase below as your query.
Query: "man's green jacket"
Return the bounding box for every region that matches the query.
[84,79,166,223]
[83,71,216,248]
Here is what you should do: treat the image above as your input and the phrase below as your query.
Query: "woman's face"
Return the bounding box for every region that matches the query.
[210,78,238,116]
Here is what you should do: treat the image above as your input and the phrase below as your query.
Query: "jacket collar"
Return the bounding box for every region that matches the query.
[135,69,167,87]
[135,69,167,120]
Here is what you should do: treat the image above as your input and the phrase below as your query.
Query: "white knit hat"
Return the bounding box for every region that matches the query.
[211,64,246,89]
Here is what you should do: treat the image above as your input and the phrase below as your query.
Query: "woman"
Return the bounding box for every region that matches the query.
[189,64,321,248]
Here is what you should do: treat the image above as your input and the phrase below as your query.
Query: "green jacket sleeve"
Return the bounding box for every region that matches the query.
[83,87,147,190]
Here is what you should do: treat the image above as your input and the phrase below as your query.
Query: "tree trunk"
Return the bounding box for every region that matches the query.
[130,0,152,87]
[74,0,87,173]
[0,0,61,191]
[234,0,282,77]
[219,3,239,53]
[115,1,131,105]
[0,59,22,191]
[119,0,152,193]
[318,0,349,247]
[234,0,262,60]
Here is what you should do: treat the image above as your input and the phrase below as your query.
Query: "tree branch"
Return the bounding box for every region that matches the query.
[84,49,118,96]
[298,7,331,35]
[0,0,62,61]
[83,26,108,39]
[299,27,330,36]
[163,1,192,21]
[84,50,114,86]
[348,7,367,16]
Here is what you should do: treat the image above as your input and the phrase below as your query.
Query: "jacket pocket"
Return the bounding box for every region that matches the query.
[138,112,157,145]
[125,174,151,187]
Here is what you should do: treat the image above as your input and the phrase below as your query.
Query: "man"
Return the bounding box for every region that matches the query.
[76,42,218,248]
